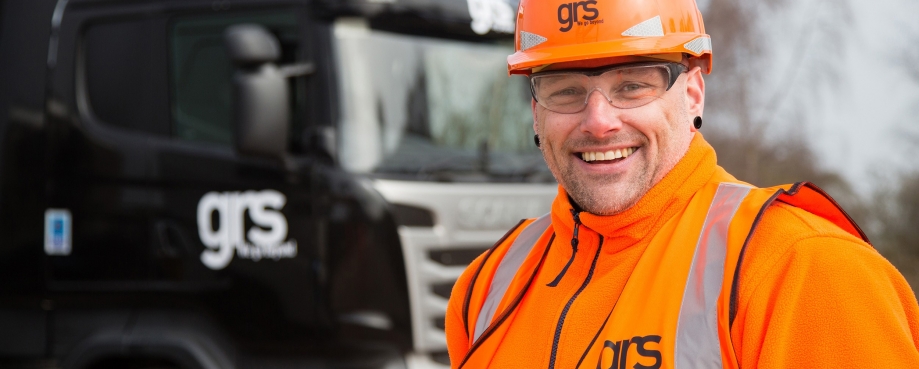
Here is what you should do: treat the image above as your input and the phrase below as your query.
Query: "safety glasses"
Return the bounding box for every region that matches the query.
[529,62,687,114]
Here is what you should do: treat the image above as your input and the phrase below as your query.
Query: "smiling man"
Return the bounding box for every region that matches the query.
[444,0,919,368]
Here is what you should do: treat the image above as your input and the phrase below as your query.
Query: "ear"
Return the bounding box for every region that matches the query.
[684,66,705,131]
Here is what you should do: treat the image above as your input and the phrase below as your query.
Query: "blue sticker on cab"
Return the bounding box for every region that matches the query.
[44,209,72,256]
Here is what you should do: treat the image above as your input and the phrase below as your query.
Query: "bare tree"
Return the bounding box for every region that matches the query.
[905,36,919,82]
[699,0,889,264]
[869,27,919,291]
[701,0,854,192]
[901,27,919,145]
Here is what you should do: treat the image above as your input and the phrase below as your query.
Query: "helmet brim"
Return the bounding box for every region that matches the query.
[508,33,712,76]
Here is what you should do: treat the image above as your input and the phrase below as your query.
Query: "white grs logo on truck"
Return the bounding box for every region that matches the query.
[467,0,515,35]
[197,190,297,270]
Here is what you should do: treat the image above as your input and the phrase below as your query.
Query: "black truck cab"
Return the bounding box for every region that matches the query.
[0,1,555,368]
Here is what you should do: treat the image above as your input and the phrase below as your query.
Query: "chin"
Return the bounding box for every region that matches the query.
[566,180,643,216]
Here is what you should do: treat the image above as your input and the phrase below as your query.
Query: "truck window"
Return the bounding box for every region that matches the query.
[84,18,171,136]
[169,12,301,146]
[333,25,552,182]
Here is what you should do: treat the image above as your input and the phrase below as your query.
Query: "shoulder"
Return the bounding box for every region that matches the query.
[730,203,919,366]
[446,217,534,320]
[733,201,919,324]
[737,202,881,294]
[445,218,535,354]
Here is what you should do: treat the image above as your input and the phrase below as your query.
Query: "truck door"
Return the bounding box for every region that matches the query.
[46,2,325,337]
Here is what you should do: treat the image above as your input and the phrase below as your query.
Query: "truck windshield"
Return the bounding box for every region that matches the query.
[334,21,554,183]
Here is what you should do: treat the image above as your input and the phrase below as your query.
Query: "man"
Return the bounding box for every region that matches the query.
[444,0,919,368]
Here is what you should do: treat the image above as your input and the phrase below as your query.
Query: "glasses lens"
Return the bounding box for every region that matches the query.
[601,66,670,108]
[532,64,672,113]
[532,74,592,114]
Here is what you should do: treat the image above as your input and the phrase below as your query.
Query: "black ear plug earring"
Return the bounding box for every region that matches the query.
[534,134,541,148]
[693,116,703,129]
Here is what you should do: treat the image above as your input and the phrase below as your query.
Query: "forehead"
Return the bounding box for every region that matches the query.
[535,54,685,73]
[532,65,667,85]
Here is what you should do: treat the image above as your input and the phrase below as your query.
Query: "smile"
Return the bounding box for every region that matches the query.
[579,147,638,163]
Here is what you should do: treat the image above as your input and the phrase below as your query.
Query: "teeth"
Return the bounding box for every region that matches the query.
[582,147,636,162]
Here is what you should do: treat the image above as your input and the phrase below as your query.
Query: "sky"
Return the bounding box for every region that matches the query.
[775,0,919,195]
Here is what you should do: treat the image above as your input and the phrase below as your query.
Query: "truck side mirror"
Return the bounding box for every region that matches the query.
[225,24,289,157]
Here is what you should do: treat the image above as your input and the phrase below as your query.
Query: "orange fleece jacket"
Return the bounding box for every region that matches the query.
[445,133,919,368]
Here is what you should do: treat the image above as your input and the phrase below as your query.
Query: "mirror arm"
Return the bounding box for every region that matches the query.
[278,62,316,78]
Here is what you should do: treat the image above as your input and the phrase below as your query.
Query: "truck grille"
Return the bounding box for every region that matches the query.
[397,225,495,368]
[430,282,454,300]
[372,179,556,369]
[428,248,489,266]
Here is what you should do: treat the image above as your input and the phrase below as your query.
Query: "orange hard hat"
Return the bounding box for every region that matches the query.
[508,0,712,75]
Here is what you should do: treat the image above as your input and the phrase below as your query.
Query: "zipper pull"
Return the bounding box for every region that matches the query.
[547,209,581,287]
[570,210,581,250]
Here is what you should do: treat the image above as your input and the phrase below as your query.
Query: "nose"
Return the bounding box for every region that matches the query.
[584,87,613,105]
[579,88,623,138]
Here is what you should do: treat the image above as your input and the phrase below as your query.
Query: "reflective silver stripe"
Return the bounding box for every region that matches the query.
[675,183,751,369]
[473,213,552,342]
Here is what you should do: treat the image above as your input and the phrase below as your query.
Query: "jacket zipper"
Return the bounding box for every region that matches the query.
[547,209,581,287]
[547,233,604,369]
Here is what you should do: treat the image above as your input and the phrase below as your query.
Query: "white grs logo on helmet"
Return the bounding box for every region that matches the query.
[197,190,297,270]
[467,0,515,35]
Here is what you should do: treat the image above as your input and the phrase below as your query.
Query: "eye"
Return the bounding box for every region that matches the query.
[621,83,644,92]
[551,87,582,97]
[614,82,655,98]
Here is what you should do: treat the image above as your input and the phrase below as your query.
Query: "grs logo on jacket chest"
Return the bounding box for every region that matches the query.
[595,334,661,369]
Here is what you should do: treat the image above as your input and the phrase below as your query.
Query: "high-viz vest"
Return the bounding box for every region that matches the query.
[457,179,868,369]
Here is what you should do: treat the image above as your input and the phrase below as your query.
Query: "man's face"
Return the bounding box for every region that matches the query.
[533,65,704,215]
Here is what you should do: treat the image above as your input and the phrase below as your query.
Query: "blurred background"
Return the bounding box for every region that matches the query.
[0,0,917,368]
[698,0,919,288]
